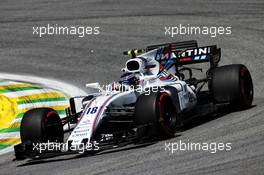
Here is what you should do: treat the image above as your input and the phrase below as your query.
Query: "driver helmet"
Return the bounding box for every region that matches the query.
[119,72,139,86]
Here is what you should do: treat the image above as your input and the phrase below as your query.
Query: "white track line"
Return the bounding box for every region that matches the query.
[0,147,15,155]
[0,73,88,155]
[0,132,20,139]
[3,89,59,98]
[0,81,25,86]
[0,73,87,97]
[17,101,69,110]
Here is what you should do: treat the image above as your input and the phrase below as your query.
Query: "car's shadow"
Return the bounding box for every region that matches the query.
[16,141,160,167]
[17,104,256,167]
[181,104,256,131]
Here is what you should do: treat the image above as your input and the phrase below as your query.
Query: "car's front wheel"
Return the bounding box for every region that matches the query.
[135,91,178,139]
[21,107,64,144]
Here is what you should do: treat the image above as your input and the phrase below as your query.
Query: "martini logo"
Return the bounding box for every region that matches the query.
[180,47,211,57]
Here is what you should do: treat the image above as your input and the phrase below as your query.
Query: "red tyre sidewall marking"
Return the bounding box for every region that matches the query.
[240,67,247,97]
[158,92,169,130]
[42,110,59,127]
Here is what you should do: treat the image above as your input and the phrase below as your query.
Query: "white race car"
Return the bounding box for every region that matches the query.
[14,40,253,159]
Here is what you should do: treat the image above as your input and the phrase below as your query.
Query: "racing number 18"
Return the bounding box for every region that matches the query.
[86,107,98,114]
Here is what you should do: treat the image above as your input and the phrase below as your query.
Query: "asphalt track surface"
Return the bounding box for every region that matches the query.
[0,0,264,174]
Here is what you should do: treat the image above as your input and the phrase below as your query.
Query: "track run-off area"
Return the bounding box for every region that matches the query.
[0,73,87,154]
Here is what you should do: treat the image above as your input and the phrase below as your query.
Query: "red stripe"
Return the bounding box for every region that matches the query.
[76,98,96,126]
[179,57,192,62]
[92,94,118,132]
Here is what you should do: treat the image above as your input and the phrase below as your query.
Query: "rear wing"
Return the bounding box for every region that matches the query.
[124,40,221,67]
[174,45,221,67]
[147,40,220,67]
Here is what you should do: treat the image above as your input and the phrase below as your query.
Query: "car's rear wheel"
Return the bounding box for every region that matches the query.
[211,64,253,109]
[135,91,177,139]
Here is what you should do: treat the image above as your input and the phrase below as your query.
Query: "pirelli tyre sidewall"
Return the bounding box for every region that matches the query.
[211,64,254,109]
[21,108,64,144]
[135,88,178,139]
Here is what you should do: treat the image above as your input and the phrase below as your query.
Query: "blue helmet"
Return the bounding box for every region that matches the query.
[119,72,139,86]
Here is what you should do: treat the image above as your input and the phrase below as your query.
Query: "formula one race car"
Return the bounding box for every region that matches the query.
[14,40,253,160]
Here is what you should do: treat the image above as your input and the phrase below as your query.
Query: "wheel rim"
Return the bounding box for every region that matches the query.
[157,92,177,135]
[42,111,63,142]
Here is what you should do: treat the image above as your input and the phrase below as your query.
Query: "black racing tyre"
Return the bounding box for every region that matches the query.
[211,64,253,109]
[135,91,177,139]
[21,108,64,144]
